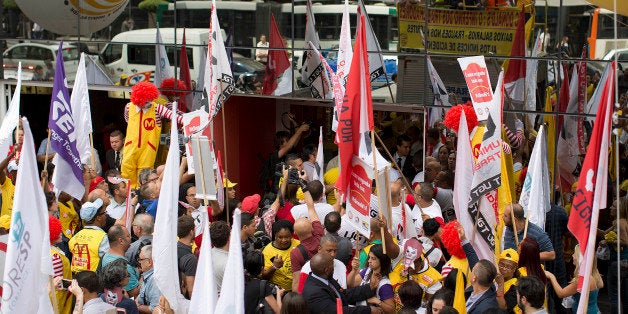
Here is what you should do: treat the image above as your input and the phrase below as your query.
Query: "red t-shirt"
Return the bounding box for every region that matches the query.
[276,202,295,223]
[290,221,324,273]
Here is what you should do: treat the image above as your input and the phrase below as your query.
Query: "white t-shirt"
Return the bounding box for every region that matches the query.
[412,172,425,185]
[106,199,126,220]
[256,41,269,62]
[411,201,442,231]
[301,259,347,289]
[291,203,334,221]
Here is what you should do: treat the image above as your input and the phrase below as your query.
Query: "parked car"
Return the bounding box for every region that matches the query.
[3,42,80,82]
[602,48,628,70]
[232,56,265,93]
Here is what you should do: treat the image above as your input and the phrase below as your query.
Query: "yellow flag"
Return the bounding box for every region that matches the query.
[543,87,556,199]
[495,130,515,263]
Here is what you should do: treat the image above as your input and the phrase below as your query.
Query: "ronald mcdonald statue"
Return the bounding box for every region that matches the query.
[122,82,182,187]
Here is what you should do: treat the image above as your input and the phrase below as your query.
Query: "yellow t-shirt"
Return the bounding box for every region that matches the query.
[0,179,15,217]
[262,240,300,291]
[324,167,339,205]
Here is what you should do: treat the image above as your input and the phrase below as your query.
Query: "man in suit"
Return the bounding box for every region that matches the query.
[393,134,416,182]
[465,259,499,314]
[302,253,383,314]
[106,130,124,172]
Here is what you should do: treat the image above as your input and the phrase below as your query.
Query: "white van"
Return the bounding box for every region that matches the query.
[101,28,209,86]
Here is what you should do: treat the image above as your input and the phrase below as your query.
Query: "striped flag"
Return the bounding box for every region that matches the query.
[568,62,614,314]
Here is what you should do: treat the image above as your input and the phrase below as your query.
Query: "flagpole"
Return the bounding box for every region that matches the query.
[385,167,392,230]
[511,208,520,248]
[615,131,621,314]
[374,132,424,216]
[220,107,230,226]
[88,132,96,170]
[371,132,386,254]
[42,129,52,189]
[48,276,60,314]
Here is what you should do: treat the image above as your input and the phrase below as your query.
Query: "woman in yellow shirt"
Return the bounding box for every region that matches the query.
[261,220,300,291]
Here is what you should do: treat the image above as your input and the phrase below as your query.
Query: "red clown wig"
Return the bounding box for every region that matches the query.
[130,82,160,105]
[443,102,478,134]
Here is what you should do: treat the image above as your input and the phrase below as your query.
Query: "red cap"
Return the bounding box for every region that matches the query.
[89,176,105,192]
[241,194,261,214]
[49,216,63,244]
[405,194,415,207]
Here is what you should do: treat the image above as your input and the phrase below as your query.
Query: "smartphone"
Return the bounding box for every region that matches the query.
[61,279,72,289]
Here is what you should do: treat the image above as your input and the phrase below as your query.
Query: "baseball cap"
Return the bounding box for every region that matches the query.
[500,248,519,264]
[241,194,261,214]
[89,176,105,193]
[80,198,104,221]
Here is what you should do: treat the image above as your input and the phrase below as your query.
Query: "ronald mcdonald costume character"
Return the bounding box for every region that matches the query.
[122,82,182,187]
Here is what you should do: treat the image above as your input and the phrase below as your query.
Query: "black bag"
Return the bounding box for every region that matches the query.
[256,280,276,314]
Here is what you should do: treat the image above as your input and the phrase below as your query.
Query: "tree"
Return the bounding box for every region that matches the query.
[138,0,168,28]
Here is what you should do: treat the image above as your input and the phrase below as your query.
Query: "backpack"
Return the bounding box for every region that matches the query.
[255,279,275,314]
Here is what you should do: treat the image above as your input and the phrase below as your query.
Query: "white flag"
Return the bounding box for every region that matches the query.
[357,0,385,81]
[0,64,22,159]
[331,0,353,134]
[518,125,550,229]
[189,211,217,313]
[315,126,324,185]
[557,67,581,186]
[204,0,236,119]
[215,209,245,314]
[524,30,542,125]
[153,103,182,311]
[70,53,93,165]
[2,117,54,314]
[302,0,331,99]
[155,27,172,88]
[427,56,450,127]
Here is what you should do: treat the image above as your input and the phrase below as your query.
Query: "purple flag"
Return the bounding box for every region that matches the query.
[48,41,84,200]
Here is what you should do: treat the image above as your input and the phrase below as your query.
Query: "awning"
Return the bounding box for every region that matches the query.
[534,0,592,7]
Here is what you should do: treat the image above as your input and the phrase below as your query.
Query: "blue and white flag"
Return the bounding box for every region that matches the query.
[0,63,22,158]
[49,41,85,200]
[155,27,172,88]
[2,117,54,314]
[214,209,244,314]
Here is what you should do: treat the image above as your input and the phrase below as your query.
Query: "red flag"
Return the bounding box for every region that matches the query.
[334,14,373,197]
[263,14,291,96]
[179,28,192,112]
[503,7,526,104]
[568,62,614,313]
[556,64,570,137]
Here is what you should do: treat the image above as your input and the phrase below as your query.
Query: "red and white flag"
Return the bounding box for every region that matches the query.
[302,0,331,99]
[204,0,235,119]
[504,7,526,107]
[334,14,374,199]
[263,14,292,96]
[557,61,583,190]
[568,62,614,314]
[458,56,494,121]
[332,0,353,135]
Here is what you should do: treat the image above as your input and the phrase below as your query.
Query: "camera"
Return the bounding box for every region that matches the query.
[275,162,286,177]
[287,168,301,185]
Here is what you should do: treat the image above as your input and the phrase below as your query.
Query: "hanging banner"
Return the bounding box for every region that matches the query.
[346,155,373,237]
[398,5,522,56]
[458,56,494,121]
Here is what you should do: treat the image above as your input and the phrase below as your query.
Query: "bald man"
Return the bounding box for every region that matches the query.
[302,253,383,314]
[503,204,555,261]
[290,183,324,291]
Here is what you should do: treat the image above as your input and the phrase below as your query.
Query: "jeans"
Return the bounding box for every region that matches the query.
[608,260,628,314]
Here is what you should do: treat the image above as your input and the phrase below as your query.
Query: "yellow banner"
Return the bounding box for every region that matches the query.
[398,6,523,56]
